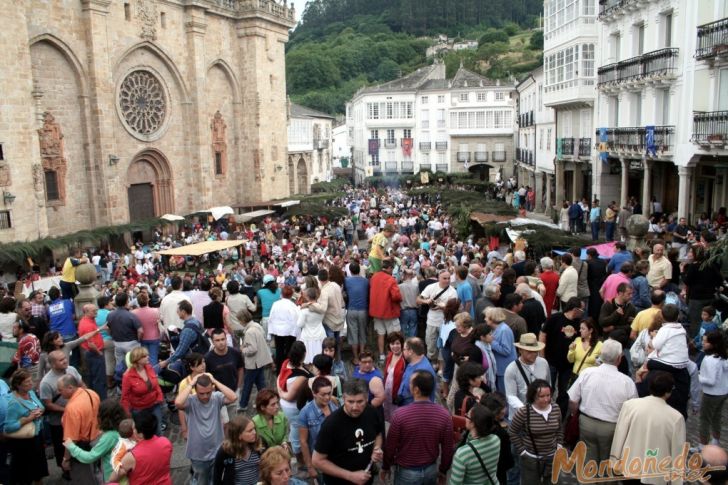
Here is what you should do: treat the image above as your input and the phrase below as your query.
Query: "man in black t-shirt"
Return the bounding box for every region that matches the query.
[538,296,582,418]
[204,329,243,418]
[313,379,384,485]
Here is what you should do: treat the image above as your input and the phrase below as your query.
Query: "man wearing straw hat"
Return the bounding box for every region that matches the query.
[504,333,550,419]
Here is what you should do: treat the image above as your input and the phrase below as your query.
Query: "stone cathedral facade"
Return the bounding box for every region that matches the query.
[0,0,295,243]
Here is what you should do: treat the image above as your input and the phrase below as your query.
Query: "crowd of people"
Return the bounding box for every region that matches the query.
[0,184,726,485]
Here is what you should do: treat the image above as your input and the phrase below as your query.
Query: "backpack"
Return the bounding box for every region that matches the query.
[184,321,211,355]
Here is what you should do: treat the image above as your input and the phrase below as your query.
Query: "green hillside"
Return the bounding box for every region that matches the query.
[286,1,543,115]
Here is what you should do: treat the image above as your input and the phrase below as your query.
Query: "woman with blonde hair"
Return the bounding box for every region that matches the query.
[258,446,307,485]
[120,346,164,435]
[212,414,263,485]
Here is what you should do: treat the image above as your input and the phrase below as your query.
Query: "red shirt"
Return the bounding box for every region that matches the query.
[78,316,103,352]
[540,270,561,317]
[121,364,164,412]
[369,271,402,319]
[129,436,173,485]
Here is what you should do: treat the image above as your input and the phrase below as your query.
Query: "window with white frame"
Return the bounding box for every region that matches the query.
[477,92,487,102]
[437,95,445,103]
[459,93,469,102]
[583,0,595,16]
[386,129,395,142]
[582,44,595,78]
[371,130,379,139]
[547,128,552,150]
[422,109,430,128]
[403,129,412,139]
[421,152,430,164]
[367,103,379,120]
[437,109,446,128]
[495,92,505,101]
[540,129,544,149]
[421,96,428,104]
[719,69,728,111]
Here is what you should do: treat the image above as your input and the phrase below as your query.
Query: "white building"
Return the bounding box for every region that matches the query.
[332,123,349,169]
[346,61,517,184]
[543,0,598,206]
[287,103,334,194]
[594,0,728,221]
[515,66,556,211]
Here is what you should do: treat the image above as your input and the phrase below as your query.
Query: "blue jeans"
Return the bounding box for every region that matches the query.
[281,405,302,454]
[141,339,160,365]
[190,458,214,485]
[591,221,600,241]
[131,403,163,436]
[394,463,437,485]
[400,308,419,338]
[605,221,616,241]
[240,367,266,409]
[82,349,107,400]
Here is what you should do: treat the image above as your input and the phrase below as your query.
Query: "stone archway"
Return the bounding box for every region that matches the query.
[127,150,174,222]
[288,156,295,195]
[297,156,308,195]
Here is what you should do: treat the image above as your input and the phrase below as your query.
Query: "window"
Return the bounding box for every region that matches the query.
[477,92,487,102]
[124,2,131,21]
[0,144,3,161]
[582,44,595,78]
[583,0,595,16]
[495,92,505,101]
[476,111,485,128]
[367,103,379,120]
[540,129,544,149]
[405,102,413,118]
[385,102,394,119]
[611,33,621,63]
[459,93,469,102]
[160,12,166,28]
[437,95,445,103]
[635,23,645,56]
[437,109,446,128]
[719,69,728,111]
[370,130,378,139]
[538,84,543,109]
[421,109,429,128]
[459,143,469,152]
[403,129,412,139]
[386,129,395,142]
[547,128,552,150]
[421,152,430,164]
[0,211,10,230]
[215,152,223,175]
[45,171,60,201]
[371,153,380,166]
[421,96,428,104]
[632,93,642,126]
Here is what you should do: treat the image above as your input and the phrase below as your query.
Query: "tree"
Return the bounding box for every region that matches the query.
[479,29,509,46]
[375,58,400,81]
[286,50,341,93]
[529,30,544,50]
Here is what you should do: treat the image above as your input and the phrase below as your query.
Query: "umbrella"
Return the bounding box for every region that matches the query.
[161,214,185,222]
[209,206,234,221]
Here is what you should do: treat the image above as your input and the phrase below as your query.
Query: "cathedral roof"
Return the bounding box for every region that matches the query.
[290,103,335,119]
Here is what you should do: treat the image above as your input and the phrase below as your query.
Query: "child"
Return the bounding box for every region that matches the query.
[698,331,728,447]
[297,287,326,364]
[323,337,347,381]
[110,418,137,485]
[474,324,497,391]
[694,305,720,355]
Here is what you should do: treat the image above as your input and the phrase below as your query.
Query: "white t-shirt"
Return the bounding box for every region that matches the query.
[420,282,457,328]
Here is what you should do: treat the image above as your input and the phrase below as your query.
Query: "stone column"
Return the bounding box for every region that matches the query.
[555,160,565,204]
[81,0,116,224]
[573,163,583,201]
[535,172,544,212]
[678,165,693,220]
[642,159,653,218]
[545,174,553,213]
[620,158,629,208]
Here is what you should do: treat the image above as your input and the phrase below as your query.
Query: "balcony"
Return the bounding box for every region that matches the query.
[519,111,534,127]
[596,125,675,155]
[696,18,728,61]
[383,139,397,149]
[419,142,431,151]
[457,152,471,162]
[561,138,575,157]
[579,138,592,157]
[492,150,507,162]
[691,111,728,147]
[435,142,448,151]
[598,48,679,90]
[435,163,449,173]
[401,161,414,173]
[515,148,523,162]
[385,161,398,172]
[474,151,488,162]
[598,0,649,23]
[419,163,432,172]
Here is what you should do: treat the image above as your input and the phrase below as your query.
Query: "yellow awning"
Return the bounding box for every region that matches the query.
[156,240,246,257]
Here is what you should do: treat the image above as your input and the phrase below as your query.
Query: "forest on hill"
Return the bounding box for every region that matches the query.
[286,0,544,115]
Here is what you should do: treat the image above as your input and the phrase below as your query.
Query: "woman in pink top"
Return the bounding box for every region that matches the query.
[132,292,161,365]
[110,411,172,485]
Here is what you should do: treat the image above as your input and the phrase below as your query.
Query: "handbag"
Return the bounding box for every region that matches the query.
[451,396,471,444]
[567,342,595,388]
[564,344,595,448]
[467,441,496,485]
[5,394,40,439]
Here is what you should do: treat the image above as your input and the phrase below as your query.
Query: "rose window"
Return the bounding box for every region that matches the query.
[119,71,166,136]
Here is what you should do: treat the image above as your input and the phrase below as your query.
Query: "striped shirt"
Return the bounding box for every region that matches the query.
[234,451,260,484]
[383,401,454,473]
[449,435,500,485]
[508,403,563,457]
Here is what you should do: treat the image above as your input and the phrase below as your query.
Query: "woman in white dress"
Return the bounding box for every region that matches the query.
[296,287,326,364]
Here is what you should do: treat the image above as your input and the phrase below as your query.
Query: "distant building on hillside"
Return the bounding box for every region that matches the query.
[287,103,334,194]
[426,35,478,57]
[346,60,517,184]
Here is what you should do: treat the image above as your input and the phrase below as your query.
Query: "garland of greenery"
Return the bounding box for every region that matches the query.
[0,218,175,265]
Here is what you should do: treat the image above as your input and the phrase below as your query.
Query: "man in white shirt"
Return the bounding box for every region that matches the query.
[556,253,578,308]
[504,333,550,418]
[159,276,192,330]
[568,339,638,465]
[416,271,458,363]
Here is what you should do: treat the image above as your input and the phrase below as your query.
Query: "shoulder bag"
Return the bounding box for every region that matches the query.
[525,404,550,480]
[467,440,496,485]
[6,395,39,439]
[451,395,471,445]
[564,344,595,448]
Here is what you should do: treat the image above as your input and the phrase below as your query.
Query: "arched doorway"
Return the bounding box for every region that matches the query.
[288,156,295,195]
[297,157,308,195]
[127,149,174,222]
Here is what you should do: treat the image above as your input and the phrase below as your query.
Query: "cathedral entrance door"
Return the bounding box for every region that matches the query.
[128,183,155,222]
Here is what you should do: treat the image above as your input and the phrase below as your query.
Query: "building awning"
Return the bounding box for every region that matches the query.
[276,200,300,208]
[470,212,514,225]
[157,240,246,257]
[234,209,275,223]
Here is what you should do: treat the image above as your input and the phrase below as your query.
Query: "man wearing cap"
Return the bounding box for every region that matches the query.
[368,224,395,274]
[504,333,550,419]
